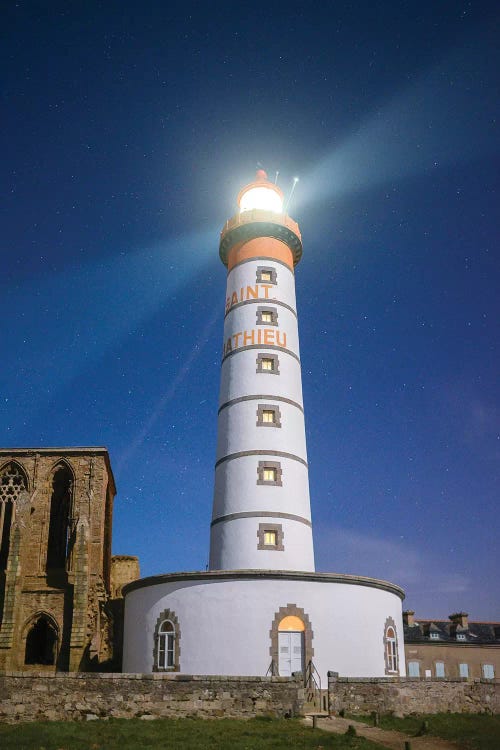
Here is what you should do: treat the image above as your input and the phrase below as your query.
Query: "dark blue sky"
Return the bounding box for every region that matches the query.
[2,1,499,619]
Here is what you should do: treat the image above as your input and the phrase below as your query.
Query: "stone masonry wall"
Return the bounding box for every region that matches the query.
[0,673,304,723]
[328,675,500,716]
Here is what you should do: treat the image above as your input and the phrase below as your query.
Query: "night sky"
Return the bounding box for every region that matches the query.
[2,2,499,620]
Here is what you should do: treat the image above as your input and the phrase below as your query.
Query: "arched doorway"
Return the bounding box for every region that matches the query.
[278,615,305,676]
[24,616,58,665]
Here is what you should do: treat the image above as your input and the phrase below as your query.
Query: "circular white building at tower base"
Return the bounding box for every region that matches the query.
[122,570,406,683]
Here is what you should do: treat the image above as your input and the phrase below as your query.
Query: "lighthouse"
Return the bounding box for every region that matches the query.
[210,169,314,571]
[122,170,406,682]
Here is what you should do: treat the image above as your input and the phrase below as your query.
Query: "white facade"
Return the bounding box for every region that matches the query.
[123,571,406,683]
[210,254,314,572]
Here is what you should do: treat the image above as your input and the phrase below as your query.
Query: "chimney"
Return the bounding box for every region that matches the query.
[403,610,415,626]
[449,612,469,629]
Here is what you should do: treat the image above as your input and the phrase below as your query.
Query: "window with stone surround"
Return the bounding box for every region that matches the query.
[256,404,282,428]
[256,307,278,326]
[256,266,277,285]
[257,523,284,551]
[257,461,282,486]
[459,663,469,678]
[383,617,399,675]
[256,353,280,375]
[153,608,180,672]
[24,613,58,666]
[47,463,73,571]
[0,461,28,572]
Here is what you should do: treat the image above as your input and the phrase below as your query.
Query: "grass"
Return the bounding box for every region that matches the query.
[351,712,500,750]
[0,716,387,750]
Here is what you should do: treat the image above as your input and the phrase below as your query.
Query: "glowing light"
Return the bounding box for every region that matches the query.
[239,185,283,214]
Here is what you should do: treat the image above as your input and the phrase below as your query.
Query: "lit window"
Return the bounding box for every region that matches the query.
[257,404,282,428]
[158,621,175,669]
[257,461,282,486]
[459,663,469,678]
[256,266,277,285]
[262,311,272,322]
[264,530,277,546]
[256,353,280,374]
[435,661,445,678]
[257,523,284,551]
[407,661,420,677]
[483,664,495,679]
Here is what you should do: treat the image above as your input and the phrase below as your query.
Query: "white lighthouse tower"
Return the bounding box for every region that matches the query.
[210,169,314,571]
[122,169,406,683]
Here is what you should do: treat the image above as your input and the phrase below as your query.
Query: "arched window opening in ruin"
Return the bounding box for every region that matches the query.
[0,462,28,572]
[24,616,58,665]
[47,465,73,570]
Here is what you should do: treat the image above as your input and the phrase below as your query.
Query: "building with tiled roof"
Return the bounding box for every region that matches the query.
[403,610,500,680]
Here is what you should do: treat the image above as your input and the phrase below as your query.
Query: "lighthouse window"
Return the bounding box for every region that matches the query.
[256,266,277,285]
[256,353,280,375]
[383,618,399,675]
[257,523,284,551]
[158,621,175,669]
[256,307,278,326]
[257,404,282,428]
[257,461,282,486]
[152,609,180,672]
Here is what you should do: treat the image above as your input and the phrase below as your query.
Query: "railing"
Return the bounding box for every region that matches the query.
[266,659,279,676]
[305,660,322,709]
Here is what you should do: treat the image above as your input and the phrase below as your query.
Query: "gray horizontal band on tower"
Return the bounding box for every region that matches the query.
[222,344,300,365]
[227,256,295,273]
[224,298,297,320]
[215,450,308,469]
[211,511,312,528]
[218,394,304,415]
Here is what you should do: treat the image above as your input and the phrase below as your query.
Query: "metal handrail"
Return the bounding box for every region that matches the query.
[266,659,278,676]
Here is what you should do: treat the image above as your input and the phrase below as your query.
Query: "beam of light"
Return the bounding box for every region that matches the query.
[1,226,220,424]
[115,303,221,475]
[296,41,499,211]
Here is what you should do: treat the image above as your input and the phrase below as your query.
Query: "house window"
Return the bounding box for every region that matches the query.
[430,632,440,640]
[257,523,284,551]
[435,661,445,678]
[256,307,278,326]
[257,266,277,285]
[256,353,280,375]
[383,618,399,675]
[456,633,466,641]
[152,609,180,672]
[256,404,282,428]
[482,664,495,679]
[459,663,469,678]
[257,461,282,486]
[407,661,420,677]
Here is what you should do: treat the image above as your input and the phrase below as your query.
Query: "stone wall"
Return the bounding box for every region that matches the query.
[0,672,304,723]
[328,675,500,716]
